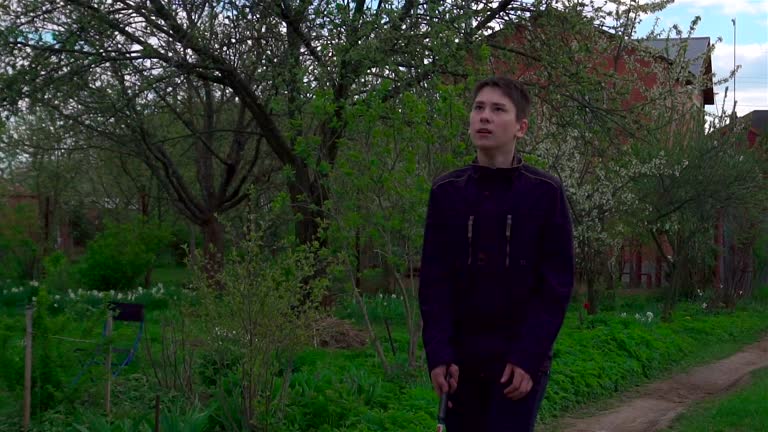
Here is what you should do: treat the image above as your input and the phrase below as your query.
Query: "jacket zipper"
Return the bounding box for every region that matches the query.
[467,215,474,265]
[505,214,512,267]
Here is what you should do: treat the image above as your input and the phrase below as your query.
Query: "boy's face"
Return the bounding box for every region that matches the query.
[469,86,528,155]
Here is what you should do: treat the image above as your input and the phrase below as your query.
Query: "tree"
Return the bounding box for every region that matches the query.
[0,0,549,256]
[631,103,768,318]
[327,84,470,371]
[494,3,701,314]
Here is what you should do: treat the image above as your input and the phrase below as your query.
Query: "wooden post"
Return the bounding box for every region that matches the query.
[154,395,161,432]
[23,306,33,432]
[105,312,113,417]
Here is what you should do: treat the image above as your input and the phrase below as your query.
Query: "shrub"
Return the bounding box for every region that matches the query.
[78,219,172,291]
[0,202,39,282]
[42,251,74,293]
[192,217,328,431]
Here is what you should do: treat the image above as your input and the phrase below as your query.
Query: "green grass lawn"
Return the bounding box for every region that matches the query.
[148,265,191,288]
[663,367,768,432]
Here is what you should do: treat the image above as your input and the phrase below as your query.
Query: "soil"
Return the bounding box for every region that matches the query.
[544,334,768,432]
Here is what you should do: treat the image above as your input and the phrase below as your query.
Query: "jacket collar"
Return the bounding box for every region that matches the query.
[470,152,524,179]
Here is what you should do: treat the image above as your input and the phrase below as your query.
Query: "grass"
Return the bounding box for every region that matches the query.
[150,265,191,288]
[662,367,768,432]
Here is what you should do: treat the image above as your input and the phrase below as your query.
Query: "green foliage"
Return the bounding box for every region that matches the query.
[752,285,768,304]
[277,349,433,431]
[0,313,25,397]
[327,83,472,369]
[78,219,172,292]
[0,201,39,281]
[42,251,74,294]
[30,286,76,415]
[68,402,211,432]
[192,207,328,430]
[335,292,407,327]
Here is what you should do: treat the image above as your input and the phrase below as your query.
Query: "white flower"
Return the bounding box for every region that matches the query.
[29,281,39,287]
[391,294,397,299]
[702,303,708,309]
[620,312,627,318]
[697,289,703,297]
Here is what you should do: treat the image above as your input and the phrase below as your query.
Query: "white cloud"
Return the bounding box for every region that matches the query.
[673,0,768,16]
[712,87,768,117]
[708,43,768,116]
[711,42,768,77]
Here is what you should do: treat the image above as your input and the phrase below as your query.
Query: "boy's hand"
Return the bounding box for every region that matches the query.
[500,363,532,400]
[430,364,460,397]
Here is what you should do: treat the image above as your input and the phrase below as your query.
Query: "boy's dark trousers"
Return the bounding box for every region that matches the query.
[445,361,549,432]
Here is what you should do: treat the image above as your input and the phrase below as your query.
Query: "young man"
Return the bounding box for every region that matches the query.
[419,77,575,431]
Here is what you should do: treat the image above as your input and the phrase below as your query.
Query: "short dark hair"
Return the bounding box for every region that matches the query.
[472,77,531,121]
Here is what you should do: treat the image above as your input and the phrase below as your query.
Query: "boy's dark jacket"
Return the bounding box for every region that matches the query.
[419,154,575,378]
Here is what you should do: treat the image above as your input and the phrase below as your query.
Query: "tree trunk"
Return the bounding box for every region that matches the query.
[201,216,225,288]
[663,253,687,321]
[140,191,153,288]
[586,272,598,315]
[189,223,197,267]
[144,268,153,290]
[288,189,324,246]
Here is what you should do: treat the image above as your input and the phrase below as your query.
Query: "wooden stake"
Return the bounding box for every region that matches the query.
[105,312,113,417]
[23,306,33,432]
[154,395,161,432]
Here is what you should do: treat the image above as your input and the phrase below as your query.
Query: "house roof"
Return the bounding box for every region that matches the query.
[746,110,768,134]
[640,37,712,77]
[638,37,714,105]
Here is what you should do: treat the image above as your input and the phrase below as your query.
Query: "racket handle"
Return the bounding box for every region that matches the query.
[438,393,449,423]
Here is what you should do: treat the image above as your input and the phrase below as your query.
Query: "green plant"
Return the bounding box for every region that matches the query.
[0,314,25,395]
[31,286,65,414]
[0,202,39,282]
[77,219,172,292]
[72,413,149,432]
[157,401,212,432]
[192,209,328,431]
[43,251,74,293]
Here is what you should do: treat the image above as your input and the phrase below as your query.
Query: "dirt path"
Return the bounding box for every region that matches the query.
[548,334,768,432]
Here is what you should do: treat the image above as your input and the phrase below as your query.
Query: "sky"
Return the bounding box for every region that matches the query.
[634,0,768,118]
